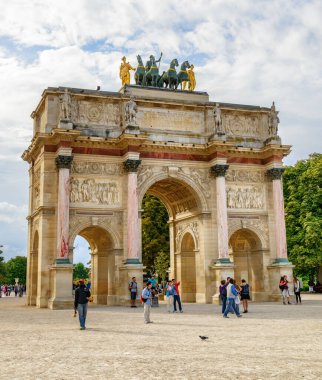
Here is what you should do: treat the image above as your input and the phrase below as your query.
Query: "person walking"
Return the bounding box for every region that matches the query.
[223,278,242,318]
[129,276,138,308]
[172,279,183,313]
[142,282,153,324]
[293,277,302,304]
[166,281,174,313]
[74,279,91,330]
[219,280,228,314]
[240,279,250,313]
[279,275,291,305]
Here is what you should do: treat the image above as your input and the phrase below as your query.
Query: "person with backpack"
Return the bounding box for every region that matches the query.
[293,276,302,304]
[128,276,138,308]
[279,275,291,305]
[74,279,91,330]
[240,279,250,313]
[219,279,228,314]
[141,282,153,324]
[223,278,242,318]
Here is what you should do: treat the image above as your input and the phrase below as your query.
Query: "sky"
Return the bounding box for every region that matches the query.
[0,0,321,264]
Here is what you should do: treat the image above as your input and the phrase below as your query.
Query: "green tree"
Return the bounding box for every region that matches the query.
[5,256,27,284]
[283,153,322,279]
[0,247,6,283]
[142,194,170,274]
[73,262,89,280]
[154,250,170,281]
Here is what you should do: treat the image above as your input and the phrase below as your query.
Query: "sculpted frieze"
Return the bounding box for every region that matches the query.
[226,169,265,183]
[71,100,120,127]
[226,185,265,209]
[223,112,268,139]
[70,177,121,206]
[71,162,122,176]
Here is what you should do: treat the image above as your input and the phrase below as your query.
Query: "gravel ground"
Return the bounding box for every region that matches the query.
[0,294,322,380]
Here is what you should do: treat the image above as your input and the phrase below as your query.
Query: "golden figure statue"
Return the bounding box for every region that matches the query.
[187,64,196,91]
[119,56,135,86]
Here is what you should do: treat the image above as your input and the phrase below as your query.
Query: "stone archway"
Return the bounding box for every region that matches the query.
[229,229,269,301]
[177,232,197,302]
[72,225,115,305]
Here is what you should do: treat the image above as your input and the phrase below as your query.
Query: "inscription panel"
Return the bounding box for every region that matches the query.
[136,107,204,133]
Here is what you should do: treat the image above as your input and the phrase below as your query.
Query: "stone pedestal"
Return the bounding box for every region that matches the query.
[267,262,295,302]
[119,263,144,306]
[48,264,74,309]
[59,120,73,130]
[210,261,235,305]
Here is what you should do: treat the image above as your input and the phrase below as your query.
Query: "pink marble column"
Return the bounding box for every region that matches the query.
[55,155,73,263]
[211,164,230,264]
[124,159,141,264]
[267,168,288,262]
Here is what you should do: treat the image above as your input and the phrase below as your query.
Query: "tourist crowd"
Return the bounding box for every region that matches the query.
[0,284,25,297]
[72,273,309,328]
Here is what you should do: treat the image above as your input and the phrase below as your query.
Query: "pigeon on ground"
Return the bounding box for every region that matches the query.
[199,336,208,341]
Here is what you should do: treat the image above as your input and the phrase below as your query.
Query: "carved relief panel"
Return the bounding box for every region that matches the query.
[70,178,121,206]
[33,167,41,210]
[226,185,265,210]
[68,99,121,127]
[222,112,269,140]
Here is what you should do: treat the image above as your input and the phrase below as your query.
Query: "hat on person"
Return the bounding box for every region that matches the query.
[79,279,85,283]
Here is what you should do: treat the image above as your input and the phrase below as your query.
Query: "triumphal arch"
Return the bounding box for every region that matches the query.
[23,79,293,308]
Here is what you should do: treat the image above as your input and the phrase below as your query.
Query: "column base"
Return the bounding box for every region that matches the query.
[124,258,141,265]
[215,257,233,265]
[268,260,295,301]
[272,258,291,264]
[48,263,73,309]
[55,258,71,264]
[119,262,144,306]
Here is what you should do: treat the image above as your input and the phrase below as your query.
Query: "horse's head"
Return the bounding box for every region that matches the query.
[171,58,179,67]
[182,61,190,70]
[137,55,143,65]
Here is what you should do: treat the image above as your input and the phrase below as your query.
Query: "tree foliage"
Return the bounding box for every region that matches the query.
[5,256,27,284]
[73,262,90,280]
[0,248,6,283]
[283,153,322,279]
[142,194,170,275]
[154,250,170,281]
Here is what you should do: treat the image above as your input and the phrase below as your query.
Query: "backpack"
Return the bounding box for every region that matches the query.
[222,287,227,297]
[279,284,284,291]
[128,282,133,291]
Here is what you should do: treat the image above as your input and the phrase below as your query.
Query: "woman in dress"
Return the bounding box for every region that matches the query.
[240,279,250,313]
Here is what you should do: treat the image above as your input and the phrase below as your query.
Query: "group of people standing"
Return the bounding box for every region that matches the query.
[141,278,183,324]
[219,278,250,318]
[279,275,302,305]
[0,284,24,297]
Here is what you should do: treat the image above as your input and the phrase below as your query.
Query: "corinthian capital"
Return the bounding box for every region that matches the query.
[123,159,141,173]
[210,164,229,177]
[266,168,284,180]
[55,155,73,169]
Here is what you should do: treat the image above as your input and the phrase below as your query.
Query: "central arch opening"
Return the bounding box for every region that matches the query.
[141,176,202,301]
